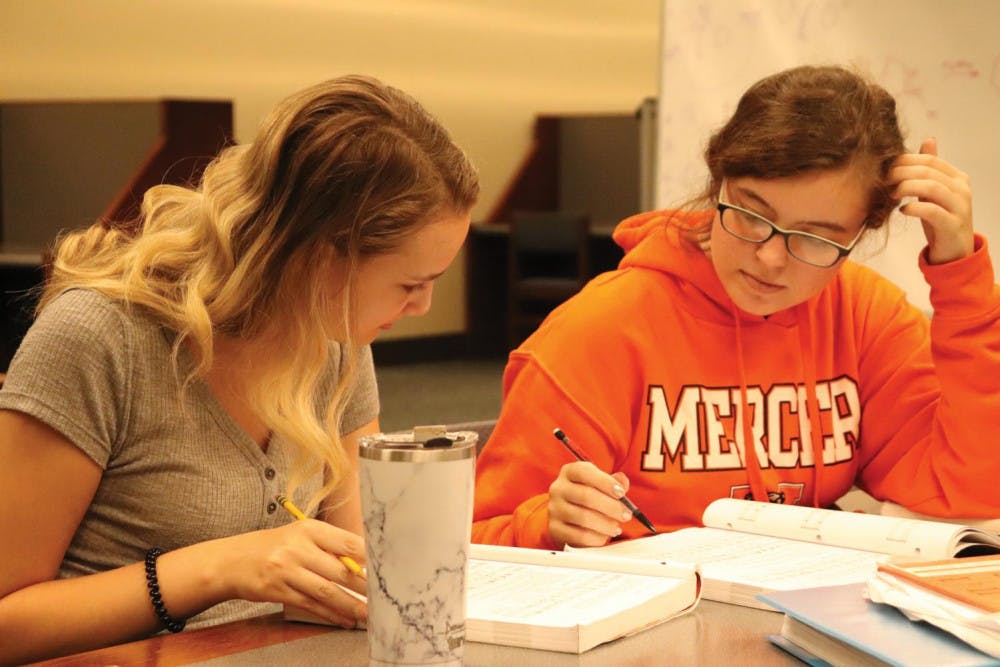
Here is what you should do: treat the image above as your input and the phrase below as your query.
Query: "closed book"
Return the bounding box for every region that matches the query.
[758,583,999,667]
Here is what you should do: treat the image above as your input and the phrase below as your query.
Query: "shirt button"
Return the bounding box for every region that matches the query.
[266,502,277,514]
[264,468,276,480]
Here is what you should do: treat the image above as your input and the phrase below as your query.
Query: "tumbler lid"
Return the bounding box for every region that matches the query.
[359,428,478,462]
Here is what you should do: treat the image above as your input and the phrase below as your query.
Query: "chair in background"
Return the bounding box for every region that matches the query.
[506,210,590,350]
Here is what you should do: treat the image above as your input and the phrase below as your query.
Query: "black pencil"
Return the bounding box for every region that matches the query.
[552,427,657,535]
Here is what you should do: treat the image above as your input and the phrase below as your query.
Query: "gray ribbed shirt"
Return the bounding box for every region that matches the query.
[0,288,379,628]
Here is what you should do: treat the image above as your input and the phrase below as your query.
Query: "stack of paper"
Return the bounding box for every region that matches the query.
[867,555,1000,659]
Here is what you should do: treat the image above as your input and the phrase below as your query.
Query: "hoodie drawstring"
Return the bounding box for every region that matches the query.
[733,303,825,507]
[733,309,770,502]
[797,302,825,508]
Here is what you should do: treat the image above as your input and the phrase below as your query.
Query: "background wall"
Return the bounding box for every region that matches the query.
[0,0,661,340]
[657,0,1000,313]
[1,103,161,248]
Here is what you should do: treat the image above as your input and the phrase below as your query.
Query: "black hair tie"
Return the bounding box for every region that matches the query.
[144,547,186,633]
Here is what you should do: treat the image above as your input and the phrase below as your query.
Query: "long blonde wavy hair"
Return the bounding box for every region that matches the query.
[40,75,479,513]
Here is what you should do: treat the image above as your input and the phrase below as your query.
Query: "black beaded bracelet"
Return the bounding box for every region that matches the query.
[144,547,186,633]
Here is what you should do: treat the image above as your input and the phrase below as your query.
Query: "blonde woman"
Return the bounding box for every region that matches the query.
[0,75,478,663]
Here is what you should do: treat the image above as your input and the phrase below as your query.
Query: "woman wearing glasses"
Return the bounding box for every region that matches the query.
[473,64,995,549]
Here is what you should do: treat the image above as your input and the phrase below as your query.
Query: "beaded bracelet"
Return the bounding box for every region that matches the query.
[144,547,186,633]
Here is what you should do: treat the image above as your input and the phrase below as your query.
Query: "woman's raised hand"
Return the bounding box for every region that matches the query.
[891,138,975,265]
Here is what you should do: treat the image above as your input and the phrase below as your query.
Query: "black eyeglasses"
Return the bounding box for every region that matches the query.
[716,185,866,268]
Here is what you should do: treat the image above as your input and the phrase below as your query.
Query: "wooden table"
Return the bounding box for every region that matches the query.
[27,601,798,666]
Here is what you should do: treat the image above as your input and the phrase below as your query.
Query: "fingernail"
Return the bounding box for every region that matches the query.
[612,484,625,498]
[613,526,622,536]
[621,510,632,521]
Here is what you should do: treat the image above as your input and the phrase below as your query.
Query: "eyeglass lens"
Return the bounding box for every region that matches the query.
[721,207,842,266]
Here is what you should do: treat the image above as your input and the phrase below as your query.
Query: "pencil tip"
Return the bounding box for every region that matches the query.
[635,511,657,534]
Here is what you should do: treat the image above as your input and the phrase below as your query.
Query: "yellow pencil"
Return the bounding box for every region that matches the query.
[275,494,365,578]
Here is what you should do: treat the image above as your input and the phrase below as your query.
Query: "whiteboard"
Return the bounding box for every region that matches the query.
[656,0,1000,312]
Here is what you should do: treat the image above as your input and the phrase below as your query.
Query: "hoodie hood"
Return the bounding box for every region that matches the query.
[613,209,825,506]
[612,209,802,328]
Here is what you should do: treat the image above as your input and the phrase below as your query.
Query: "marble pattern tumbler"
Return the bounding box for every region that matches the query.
[360,429,477,667]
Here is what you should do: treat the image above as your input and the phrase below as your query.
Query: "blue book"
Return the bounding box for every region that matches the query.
[758,583,999,667]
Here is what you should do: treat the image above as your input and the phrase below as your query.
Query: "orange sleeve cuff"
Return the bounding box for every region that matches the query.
[471,493,558,550]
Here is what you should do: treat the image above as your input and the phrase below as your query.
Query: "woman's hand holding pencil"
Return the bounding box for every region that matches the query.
[202,497,368,629]
[276,495,365,577]
[547,427,657,550]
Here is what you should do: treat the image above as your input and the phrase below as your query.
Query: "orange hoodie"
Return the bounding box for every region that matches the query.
[472,210,1000,549]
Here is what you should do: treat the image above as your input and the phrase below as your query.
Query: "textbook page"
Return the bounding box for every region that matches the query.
[577,500,1000,608]
[466,544,699,653]
[467,548,698,653]
[287,544,700,653]
[579,526,882,609]
[702,499,1000,559]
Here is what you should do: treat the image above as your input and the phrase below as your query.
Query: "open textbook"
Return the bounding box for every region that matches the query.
[286,543,700,654]
[573,498,1000,610]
